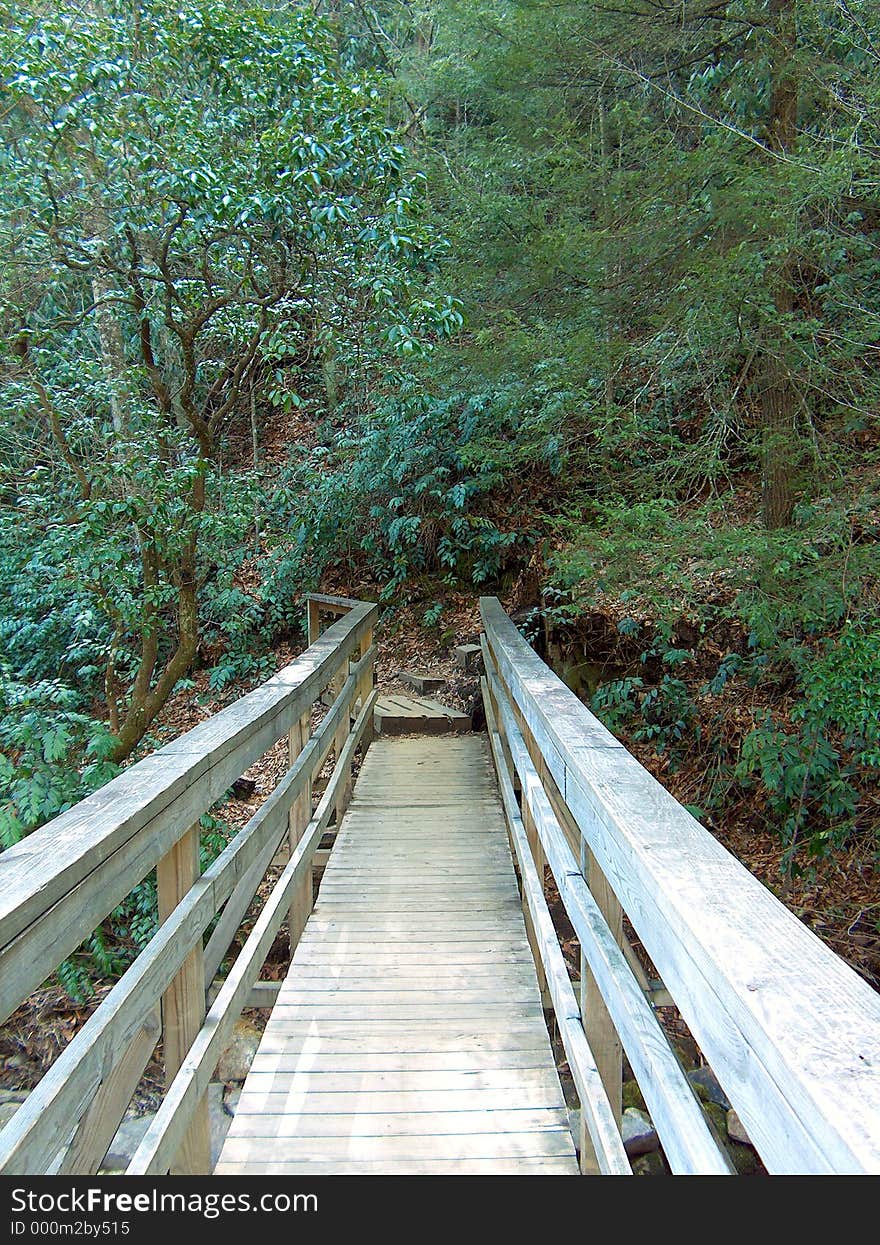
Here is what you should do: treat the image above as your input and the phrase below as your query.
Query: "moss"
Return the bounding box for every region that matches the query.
[632,1151,668,1176]
[622,1079,647,1113]
[727,1141,761,1175]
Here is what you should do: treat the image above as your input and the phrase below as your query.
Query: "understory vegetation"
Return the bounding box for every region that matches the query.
[1,0,878,994]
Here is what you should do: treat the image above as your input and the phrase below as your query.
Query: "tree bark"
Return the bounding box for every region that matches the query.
[760,0,799,529]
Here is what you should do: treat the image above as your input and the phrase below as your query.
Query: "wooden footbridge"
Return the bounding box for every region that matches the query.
[1,594,879,1175]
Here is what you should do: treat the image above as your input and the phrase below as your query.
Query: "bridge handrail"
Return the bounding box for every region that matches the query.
[480,595,880,1175]
[0,594,377,1175]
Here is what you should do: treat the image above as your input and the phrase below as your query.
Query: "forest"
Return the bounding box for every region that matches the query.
[0,0,878,1006]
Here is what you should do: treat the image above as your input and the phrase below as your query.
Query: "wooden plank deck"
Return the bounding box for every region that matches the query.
[373,694,471,735]
[215,735,578,1175]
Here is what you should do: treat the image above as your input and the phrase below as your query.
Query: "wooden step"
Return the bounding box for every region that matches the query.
[374,694,470,735]
[400,671,447,695]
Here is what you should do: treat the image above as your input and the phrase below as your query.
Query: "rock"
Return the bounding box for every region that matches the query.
[632,1150,668,1176]
[567,1107,581,1154]
[0,1088,29,1105]
[400,671,446,695]
[622,1107,659,1157]
[103,1113,154,1170]
[223,1086,242,1116]
[688,1065,731,1111]
[727,1142,761,1175]
[726,1109,752,1147]
[97,1085,229,1173]
[0,1100,25,1129]
[209,1081,231,1167]
[215,1019,261,1082]
[453,644,483,672]
[703,1100,728,1138]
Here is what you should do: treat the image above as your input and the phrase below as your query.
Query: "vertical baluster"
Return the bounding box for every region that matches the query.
[356,625,375,755]
[157,825,211,1173]
[579,836,623,1170]
[288,708,313,951]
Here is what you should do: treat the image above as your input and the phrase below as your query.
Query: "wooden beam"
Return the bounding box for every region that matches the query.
[56,1009,160,1175]
[481,596,880,1174]
[200,650,371,989]
[307,597,322,645]
[0,707,334,1175]
[486,662,731,1174]
[207,981,280,1010]
[581,840,623,1127]
[288,709,313,953]
[483,702,630,1175]
[0,601,378,1025]
[157,826,211,1174]
[127,691,379,1175]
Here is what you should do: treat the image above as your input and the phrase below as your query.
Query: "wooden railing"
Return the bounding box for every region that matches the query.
[480,596,880,1176]
[0,594,377,1176]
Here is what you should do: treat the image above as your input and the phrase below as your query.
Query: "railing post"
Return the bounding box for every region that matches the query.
[331,663,350,826]
[580,838,623,1153]
[307,597,321,646]
[156,826,212,1174]
[356,624,375,753]
[522,801,551,1009]
[288,709,313,951]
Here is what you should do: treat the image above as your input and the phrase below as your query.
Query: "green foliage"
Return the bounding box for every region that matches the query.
[0,675,119,848]
[736,716,858,867]
[0,0,458,768]
[263,380,529,599]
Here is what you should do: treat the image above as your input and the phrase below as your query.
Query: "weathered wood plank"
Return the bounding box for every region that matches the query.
[226,1108,570,1139]
[481,595,880,1174]
[248,1050,559,1073]
[235,1067,564,1093]
[0,685,358,1174]
[216,1157,579,1175]
[483,700,630,1176]
[156,826,211,1174]
[288,708,313,951]
[217,1131,575,1164]
[216,735,578,1176]
[200,652,370,988]
[55,1009,160,1176]
[488,670,731,1175]
[126,691,378,1175]
[0,604,377,1024]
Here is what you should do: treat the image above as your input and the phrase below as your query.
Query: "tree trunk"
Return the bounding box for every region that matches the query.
[760,0,799,529]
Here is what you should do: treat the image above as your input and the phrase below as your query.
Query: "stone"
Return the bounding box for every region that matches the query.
[726,1109,752,1147]
[223,1086,242,1116]
[0,1100,24,1130]
[453,644,483,672]
[727,1141,761,1175]
[103,1113,154,1170]
[209,1081,231,1167]
[215,1019,261,1082]
[703,1100,728,1138]
[97,1084,230,1173]
[688,1065,731,1111]
[567,1107,581,1154]
[622,1107,659,1157]
[400,671,446,695]
[632,1150,668,1176]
